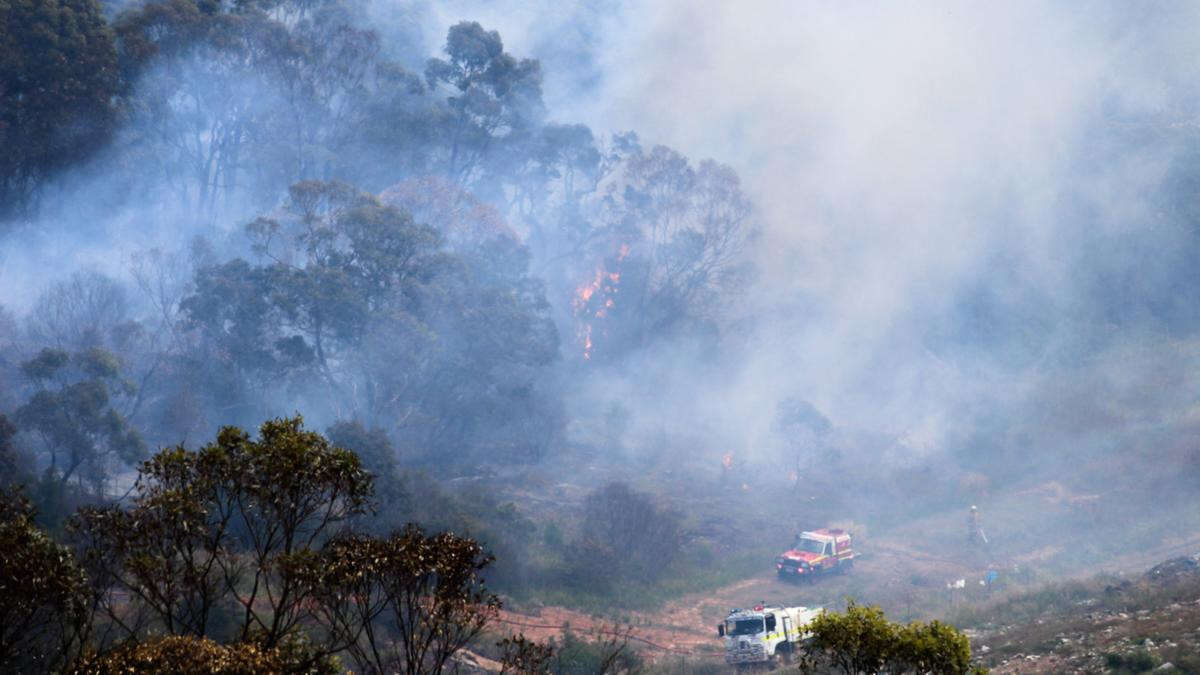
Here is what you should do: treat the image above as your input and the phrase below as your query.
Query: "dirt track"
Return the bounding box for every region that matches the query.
[495,542,991,664]
[494,530,1200,667]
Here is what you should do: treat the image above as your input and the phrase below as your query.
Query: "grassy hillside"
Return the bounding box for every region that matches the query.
[954,556,1200,673]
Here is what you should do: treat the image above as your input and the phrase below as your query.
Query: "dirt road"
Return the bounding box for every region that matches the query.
[495,530,1200,667]
[496,542,989,664]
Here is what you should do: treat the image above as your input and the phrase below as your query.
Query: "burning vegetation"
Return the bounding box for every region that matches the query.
[4,0,1200,672]
[573,244,631,361]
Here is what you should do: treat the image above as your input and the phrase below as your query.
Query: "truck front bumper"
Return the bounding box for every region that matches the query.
[725,644,767,663]
[778,566,810,577]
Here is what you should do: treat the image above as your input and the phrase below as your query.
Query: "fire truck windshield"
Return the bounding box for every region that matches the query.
[725,618,764,636]
[794,537,825,554]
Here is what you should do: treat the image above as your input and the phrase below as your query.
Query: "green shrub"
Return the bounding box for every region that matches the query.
[543,521,565,549]
[563,482,682,592]
[1104,648,1160,673]
[803,601,982,675]
[0,487,89,672]
[547,627,642,674]
[805,602,896,674]
[893,620,972,674]
[74,635,338,674]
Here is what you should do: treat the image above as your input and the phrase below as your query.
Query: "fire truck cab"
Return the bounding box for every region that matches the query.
[776,528,854,582]
[718,604,821,668]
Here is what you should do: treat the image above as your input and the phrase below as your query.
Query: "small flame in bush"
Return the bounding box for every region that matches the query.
[573,244,631,360]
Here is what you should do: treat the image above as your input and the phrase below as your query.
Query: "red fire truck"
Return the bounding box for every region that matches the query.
[776,528,854,582]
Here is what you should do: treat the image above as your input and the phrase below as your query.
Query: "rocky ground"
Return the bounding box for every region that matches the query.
[966,556,1200,674]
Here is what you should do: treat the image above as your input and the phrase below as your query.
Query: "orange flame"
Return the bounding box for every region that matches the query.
[573,244,632,361]
[574,268,604,308]
[722,453,733,470]
[582,325,593,360]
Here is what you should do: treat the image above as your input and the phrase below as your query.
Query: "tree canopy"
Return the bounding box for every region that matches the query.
[0,0,120,218]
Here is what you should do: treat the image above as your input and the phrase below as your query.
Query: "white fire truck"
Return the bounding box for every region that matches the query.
[717,604,822,667]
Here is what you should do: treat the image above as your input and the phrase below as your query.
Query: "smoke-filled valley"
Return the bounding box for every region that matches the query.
[3,1,1200,672]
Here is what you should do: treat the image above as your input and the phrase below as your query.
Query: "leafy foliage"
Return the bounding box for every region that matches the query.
[804,602,897,675]
[0,413,26,484]
[498,633,554,674]
[15,347,145,500]
[891,620,974,674]
[550,135,758,362]
[74,634,338,674]
[0,6,777,664]
[802,601,981,675]
[73,416,372,654]
[566,481,682,591]
[0,486,89,672]
[0,0,119,218]
[1,3,758,480]
[545,626,640,675]
[179,180,561,465]
[65,416,508,672]
[112,0,381,217]
[292,524,500,674]
[425,21,544,188]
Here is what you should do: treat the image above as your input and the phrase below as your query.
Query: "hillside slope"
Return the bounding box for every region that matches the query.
[959,556,1200,673]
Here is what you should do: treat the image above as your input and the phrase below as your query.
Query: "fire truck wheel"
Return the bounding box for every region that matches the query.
[777,643,793,665]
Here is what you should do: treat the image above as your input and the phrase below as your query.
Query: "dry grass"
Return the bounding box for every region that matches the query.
[956,562,1200,673]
